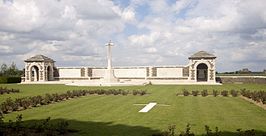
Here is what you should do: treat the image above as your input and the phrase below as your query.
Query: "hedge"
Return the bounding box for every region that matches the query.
[0,76,21,84]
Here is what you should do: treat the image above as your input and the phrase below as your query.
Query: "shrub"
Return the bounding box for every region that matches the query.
[230,89,238,97]
[201,90,208,97]
[0,77,8,83]
[180,123,195,136]
[241,89,252,98]
[14,98,27,110]
[250,92,259,102]
[133,90,138,95]
[183,89,190,96]
[113,90,119,95]
[140,90,147,96]
[1,98,16,113]
[52,93,60,102]
[30,96,42,107]
[96,89,105,95]
[56,120,69,134]
[0,76,21,84]
[80,90,86,96]
[205,125,211,136]
[221,90,228,97]
[192,90,199,96]
[104,90,112,95]
[237,128,256,136]
[121,90,129,96]
[205,125,221,136]
[212,90,219,97]
[154,124,176,136]
[0,114,73,136]
[261,91,266,104]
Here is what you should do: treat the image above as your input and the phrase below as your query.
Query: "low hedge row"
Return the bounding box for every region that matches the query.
[177,89,239,97]
[0,87,19,95]
[241,89,266,104]
[177,89,266,105]
[0,114,74,136]
[153,124,264,136]
[0,89,147,114]
[0,76,21,84]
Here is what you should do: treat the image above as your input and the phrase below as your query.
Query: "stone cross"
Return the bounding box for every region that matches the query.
[103,40,117,83]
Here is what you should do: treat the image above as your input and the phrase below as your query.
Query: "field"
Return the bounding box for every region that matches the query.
[0,84,266,136]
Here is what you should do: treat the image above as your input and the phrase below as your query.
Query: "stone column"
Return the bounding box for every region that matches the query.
[25,63,30,82]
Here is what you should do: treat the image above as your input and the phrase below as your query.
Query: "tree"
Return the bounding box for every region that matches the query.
[0,64,8,76]
[0,62,22,77]
[7,62,18,76]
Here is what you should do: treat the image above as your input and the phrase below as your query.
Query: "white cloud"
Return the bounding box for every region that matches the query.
[0,0,41,32]
[0,45,12,54]
[145,47,157,53]
[0,0,266,72]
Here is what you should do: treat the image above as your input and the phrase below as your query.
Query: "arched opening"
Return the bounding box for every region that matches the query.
[47,66,53,81]
[197,63,208,82]
[31,66,39,81]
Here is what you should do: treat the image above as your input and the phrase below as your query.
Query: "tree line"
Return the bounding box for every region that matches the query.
[0,62,23,77]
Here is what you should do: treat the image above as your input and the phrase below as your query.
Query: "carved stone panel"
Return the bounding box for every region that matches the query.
[191,61,198,69]
[208,61,214,69]
[81,68,85,77]
[88,68,92,77]
[209,69,214,80]
[40,71,43,80]
[26,71,29,80]
[191,70,195,80]
[146,67,149,77]
[152,67,157,77]
[182,67,189,77]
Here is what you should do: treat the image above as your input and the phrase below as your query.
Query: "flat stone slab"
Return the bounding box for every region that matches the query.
[139,102,157,113]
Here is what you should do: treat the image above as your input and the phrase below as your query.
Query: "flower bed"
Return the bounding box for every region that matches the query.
[0,87,19,95]
[0,89,147,114]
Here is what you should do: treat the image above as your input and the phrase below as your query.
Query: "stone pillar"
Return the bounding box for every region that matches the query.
[84,67,88,77]
[25,63,30,82]
[40,63,44,81]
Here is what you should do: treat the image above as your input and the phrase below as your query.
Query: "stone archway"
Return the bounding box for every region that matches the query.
[30,65,39,81]
[24,55,55,82]
[196,63,208,82]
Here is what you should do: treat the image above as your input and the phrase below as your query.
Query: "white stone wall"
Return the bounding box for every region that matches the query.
[92,69,105,77]
[114,68,146,78]
[156,68,183,78]
[59,68,81,78]
[57,67,187,79]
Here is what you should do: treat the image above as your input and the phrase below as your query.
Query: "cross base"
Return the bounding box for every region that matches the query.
[103,69,118,83]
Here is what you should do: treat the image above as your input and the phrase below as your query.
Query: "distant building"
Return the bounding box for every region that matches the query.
[239,68,251,73]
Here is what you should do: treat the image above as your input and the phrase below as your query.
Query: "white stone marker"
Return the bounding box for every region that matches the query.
[139,102,157,113]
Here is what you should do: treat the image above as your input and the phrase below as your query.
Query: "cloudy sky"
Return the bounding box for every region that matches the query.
[0,0,266,72]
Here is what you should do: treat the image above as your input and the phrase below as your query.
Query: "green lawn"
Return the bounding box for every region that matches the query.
[1,84,266,136]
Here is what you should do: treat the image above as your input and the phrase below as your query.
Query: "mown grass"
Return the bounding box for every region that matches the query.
[0,83,266,136]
